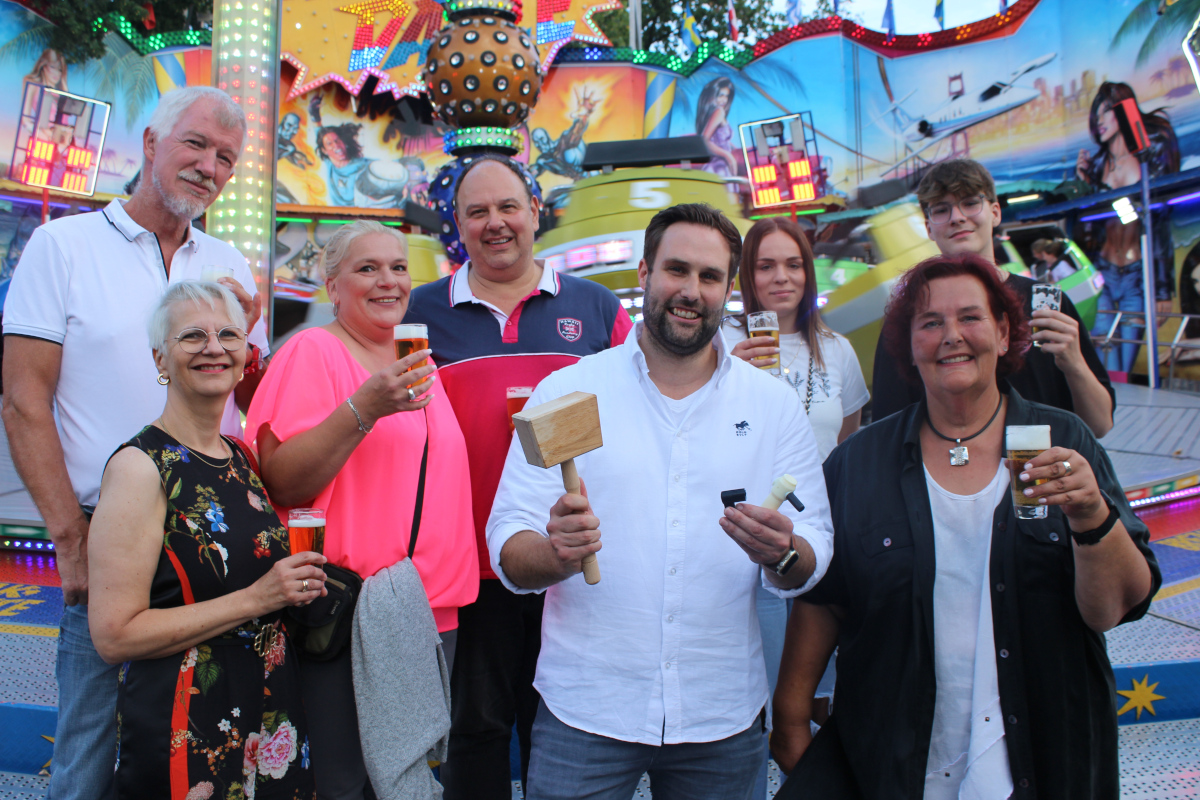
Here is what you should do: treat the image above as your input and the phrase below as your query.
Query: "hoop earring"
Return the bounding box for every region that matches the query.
[157,374,170,385]
[238,371,246,382]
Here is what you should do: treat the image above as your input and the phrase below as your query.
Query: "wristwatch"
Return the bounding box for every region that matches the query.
[1070,499,1120,546]
[772,543,800,576]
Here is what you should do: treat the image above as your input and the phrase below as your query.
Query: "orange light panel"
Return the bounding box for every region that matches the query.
[66,147,93,169]
[29,138,56,162]
[788,159,812,179]
[792,183,816,201]
[61,172,88,193]
[751,165,777,185]
[21,164,50,185]
[756,187,782,206]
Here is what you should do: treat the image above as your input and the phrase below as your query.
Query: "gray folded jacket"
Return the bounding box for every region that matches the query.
[352,558,451,800]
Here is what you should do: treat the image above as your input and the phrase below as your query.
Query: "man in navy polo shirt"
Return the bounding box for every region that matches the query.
[404,154,632,799]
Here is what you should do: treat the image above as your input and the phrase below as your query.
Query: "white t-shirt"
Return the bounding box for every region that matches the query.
[923,463,1013,800]
[723,321,869,460]
[3,200,269,508]
[1048,259,1076,283]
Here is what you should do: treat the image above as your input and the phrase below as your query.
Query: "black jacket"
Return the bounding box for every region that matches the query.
[779,387,1160,800]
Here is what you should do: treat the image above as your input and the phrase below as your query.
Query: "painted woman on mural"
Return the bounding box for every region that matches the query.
[1076,81,1179,373]
[695,76,739,177]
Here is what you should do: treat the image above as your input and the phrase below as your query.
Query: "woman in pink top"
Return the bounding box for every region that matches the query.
[246,220,477,799]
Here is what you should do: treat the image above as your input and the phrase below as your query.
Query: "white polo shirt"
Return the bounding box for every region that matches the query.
[487,324,834,745]
[3,199,269,508]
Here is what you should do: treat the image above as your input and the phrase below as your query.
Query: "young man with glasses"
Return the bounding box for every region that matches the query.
[871,159,1114,437]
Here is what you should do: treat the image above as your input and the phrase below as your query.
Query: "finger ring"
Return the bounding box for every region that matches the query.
[1063,460,1072,475]
[407,388,416,402]
[301,579,309,592]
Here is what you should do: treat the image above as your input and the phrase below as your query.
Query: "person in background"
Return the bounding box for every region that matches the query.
[871,159,1114,438]
[2,85,263,800]
[774,253,1158,799]
[1030,238,1076,284]
[722,216,868,798]
[89,281,321,799]
[488,203,834,800]
[247,221,476,799]
[403,154,631,800]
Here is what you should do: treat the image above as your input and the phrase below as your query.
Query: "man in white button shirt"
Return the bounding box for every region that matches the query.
[487,203,834,799]
[1,86,264,800]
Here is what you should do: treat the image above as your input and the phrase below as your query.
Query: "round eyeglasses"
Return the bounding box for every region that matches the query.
[173,327,247,354]
[927,194,987,225]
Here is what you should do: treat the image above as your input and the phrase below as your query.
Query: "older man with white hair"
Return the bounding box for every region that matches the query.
[1,85,266,799]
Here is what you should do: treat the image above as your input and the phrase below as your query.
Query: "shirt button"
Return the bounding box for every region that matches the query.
[664,662,671,669]
[1019,778,1029,789]
[667,615,674,622]
[1049,532,1060,542]
[883,537,892,547]
[674,475,680,482]
[1008,715,1018,725]
[1000,649,1009,658]
[669,567,677,575]
[998,522,1007,531]
[996,583,1005,592]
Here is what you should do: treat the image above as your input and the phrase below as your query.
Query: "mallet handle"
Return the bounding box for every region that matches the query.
[560,458,601,585]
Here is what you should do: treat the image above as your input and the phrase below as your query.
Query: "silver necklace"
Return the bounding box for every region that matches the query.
[158,418,232,469]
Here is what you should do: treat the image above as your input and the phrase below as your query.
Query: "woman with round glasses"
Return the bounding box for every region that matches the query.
[89,281,322,798]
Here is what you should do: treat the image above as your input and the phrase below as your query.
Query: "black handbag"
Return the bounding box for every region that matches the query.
[286,410,430,661]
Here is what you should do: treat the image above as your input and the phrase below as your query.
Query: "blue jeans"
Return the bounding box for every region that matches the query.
[754,585,788,799]
[50,604,119,800]
[1092,258,1146,373]
[526,700,762,800]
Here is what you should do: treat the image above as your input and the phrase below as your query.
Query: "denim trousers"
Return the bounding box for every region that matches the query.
[525,700,763,800]
[754,584,789,799]
[50,604,119,800]
[1091,258,1146,373]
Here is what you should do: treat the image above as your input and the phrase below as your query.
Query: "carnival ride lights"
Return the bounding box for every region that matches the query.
[739,112,823,210]
[1112,197,1139,225]
[543,239,634,273]
[7,86,110,198]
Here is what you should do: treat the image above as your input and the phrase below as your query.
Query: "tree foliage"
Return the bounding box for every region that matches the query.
[26,0,206,64]
[591,0,854,55]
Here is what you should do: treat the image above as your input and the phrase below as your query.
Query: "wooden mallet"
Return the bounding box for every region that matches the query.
[512,391,604,585]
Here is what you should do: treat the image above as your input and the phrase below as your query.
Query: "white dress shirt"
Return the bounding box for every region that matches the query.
[3,200,268,507]
[488,324,834,745]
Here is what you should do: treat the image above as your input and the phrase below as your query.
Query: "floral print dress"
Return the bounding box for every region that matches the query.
[113,425,314,800]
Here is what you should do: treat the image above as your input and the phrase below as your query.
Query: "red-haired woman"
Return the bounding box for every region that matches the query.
[772,253,1158,800]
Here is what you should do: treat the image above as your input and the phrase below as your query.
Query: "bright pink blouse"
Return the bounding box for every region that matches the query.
[246,327,478,631]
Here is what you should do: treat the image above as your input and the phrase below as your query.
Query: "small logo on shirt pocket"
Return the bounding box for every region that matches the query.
[735,421,751,436]
[557,318,582,342]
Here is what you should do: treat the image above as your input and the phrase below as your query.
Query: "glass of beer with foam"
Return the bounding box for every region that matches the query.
[747,311,780,376]
[288,508,326,555]
[394,324,429,368]
[1007,425,1051,520]
[507,386,533,432]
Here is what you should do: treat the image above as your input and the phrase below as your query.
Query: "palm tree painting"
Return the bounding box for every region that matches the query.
[1112,0,1200,67]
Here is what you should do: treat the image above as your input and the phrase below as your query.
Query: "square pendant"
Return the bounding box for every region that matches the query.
[949,446,969,466]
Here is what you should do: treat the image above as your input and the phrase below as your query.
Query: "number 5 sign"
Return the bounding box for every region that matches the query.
[629,181,671,209]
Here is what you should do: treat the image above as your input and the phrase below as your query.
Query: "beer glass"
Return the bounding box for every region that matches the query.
[747,311,781,376]
[288,508,326,555]
[201,265,236,283]
[1007,425,1051,520]
[507,386,533,432]
[394,324,429,368]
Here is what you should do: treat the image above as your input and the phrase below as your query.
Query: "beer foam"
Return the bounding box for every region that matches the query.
[1006,425,1050,451]
[394,324,427,339]
[288,518,325,528]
